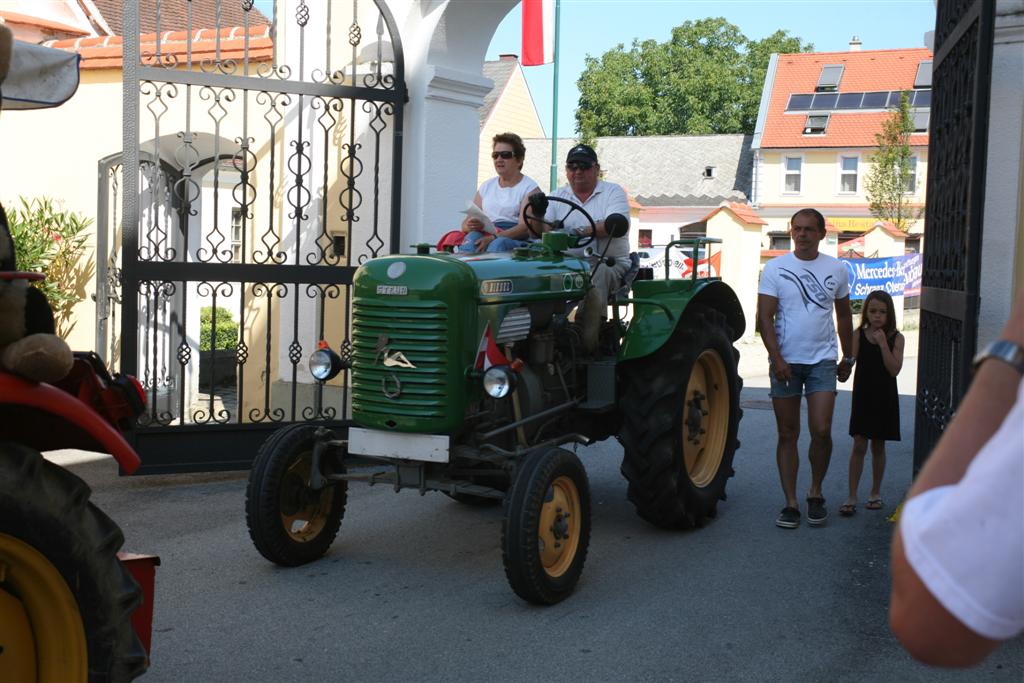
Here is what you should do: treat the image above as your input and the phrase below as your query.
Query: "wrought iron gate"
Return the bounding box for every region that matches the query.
[110,1,405,473]
[913,0,995,472]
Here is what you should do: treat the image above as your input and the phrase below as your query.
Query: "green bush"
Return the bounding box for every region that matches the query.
[199,306,238,351]
[6,196,93,338]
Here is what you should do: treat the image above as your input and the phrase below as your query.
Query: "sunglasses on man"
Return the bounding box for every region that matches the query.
[491,151,515,160]
[566,161,593,171]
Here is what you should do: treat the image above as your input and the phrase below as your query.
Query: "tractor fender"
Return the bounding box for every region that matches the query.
[0,373,141,474]
[619,280,746,362]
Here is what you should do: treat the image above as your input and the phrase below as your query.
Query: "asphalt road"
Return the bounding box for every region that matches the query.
[54,338,1023,682]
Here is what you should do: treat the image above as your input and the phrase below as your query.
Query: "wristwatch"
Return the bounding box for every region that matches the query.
[972,339,1024,375]
[841,356,856,366]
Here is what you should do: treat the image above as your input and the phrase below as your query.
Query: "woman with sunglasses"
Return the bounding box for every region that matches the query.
[459,132,541,253]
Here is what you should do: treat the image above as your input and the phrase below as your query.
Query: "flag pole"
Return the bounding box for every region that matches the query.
[548,0,561,192]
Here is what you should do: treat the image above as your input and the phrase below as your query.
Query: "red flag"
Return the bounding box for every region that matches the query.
[475,323,506,370]
[521,0,555,66]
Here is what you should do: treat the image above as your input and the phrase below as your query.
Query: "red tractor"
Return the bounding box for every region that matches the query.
[0,25,156,681]
[0,337,155,681]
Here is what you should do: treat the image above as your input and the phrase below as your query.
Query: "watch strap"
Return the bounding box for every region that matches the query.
[972,339,1024,374]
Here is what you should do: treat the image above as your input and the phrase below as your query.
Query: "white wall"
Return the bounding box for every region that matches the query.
[978,1,1024,345]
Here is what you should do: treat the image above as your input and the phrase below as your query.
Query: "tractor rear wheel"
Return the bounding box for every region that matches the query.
[501,447,591,605]
[618,305,742,528]
[246,424,347,566]
[0,442,147,682]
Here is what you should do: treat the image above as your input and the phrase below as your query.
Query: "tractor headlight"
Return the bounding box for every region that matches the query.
[309,343,344,381]
[482,365,517,399]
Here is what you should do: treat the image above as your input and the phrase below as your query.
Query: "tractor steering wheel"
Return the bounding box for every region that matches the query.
[523,195,597,247]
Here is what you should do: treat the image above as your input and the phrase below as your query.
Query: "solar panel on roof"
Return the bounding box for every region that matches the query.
[836,93,863,109]
[861,91,888,108]
[811,92,838,109]
[912,89,932,107]
[787,94,814,110]
[912,110,929,132]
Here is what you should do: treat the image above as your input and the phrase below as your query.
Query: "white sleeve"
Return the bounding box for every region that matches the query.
[834,260,850,298]
[899,379,1024,640]
[600,183,630,223]
[758,260,779,297]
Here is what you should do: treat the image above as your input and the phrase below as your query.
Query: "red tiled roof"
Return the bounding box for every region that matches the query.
[44,25,273,70]
[872,221,908,238]
[0,10,90,36]
[760,48,932,149]
[91,0,269,36]
[699,201,767,226]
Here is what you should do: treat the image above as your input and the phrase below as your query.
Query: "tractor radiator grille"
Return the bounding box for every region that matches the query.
[351,299,450,423]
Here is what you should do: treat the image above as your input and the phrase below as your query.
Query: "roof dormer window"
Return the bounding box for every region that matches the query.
[912,109,929,132]
[914,60,933,88]
[815,64,844,92]
[803,113,830,135]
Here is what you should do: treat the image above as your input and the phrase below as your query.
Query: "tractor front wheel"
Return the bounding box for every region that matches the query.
[618,305,742,528]
[0,442,147,682]
[246,424,347,566]
[501,447,591,605]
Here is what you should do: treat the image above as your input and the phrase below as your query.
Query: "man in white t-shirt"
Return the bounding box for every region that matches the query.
[890,289,1024,667]
[757,208,853,529]
[525,143,631,307]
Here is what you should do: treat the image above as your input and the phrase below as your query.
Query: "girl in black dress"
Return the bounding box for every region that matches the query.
[840,290,905,516]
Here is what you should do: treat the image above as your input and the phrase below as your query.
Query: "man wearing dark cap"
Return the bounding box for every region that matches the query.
[531,143,632,311]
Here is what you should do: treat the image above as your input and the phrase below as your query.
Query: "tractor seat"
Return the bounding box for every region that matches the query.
[611,252,641,302]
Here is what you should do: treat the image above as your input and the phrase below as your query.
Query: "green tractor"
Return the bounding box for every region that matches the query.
[246,197,745,604]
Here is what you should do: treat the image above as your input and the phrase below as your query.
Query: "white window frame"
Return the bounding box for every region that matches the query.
[782,154,803,195]
[230,207,243,263]
[903,155,918,195]
[838,154,859,195]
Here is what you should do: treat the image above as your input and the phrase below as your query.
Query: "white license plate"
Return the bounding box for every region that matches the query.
[347,427,450,463]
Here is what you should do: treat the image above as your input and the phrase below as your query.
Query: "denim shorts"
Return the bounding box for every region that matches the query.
[769,359,837,398]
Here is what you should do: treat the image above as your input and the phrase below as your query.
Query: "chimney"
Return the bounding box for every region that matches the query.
[849,36,862,51]
[499,53,519,62]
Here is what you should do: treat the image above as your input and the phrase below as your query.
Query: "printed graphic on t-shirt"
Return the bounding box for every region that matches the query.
[778,267,838,311]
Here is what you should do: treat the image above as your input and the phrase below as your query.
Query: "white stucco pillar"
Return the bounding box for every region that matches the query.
[978,0,1024,344]
[395,0,519,246]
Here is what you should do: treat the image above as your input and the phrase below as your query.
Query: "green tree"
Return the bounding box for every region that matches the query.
[865,92,919,232]
[575,18,811,138]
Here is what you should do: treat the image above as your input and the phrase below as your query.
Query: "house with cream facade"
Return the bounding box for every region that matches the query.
[751,43,933,255]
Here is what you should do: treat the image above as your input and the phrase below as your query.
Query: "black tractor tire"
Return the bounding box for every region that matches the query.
[501,447,591,605]
[0,442,147,682]
[618,305,743,529]
[246,424,347,566]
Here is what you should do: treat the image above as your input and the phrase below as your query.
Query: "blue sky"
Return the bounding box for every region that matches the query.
[253,1,936,138]
[485,0,937,137]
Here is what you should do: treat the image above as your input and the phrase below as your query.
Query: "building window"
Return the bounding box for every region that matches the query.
[839,155,858,193]
[769,232,791,251]
[784,156,802,193]
[803,114,829,135]
[231,208,243,263]
[912,109,929,132]
[638,229,652,248]
[703,166,716,179]
[904,156,918,194]
[816,64,844,92]
[914,61,933,88]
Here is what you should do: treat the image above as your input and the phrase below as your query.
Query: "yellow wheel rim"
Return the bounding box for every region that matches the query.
[0,532,88,683]
[682,349,730,488]
[279,452,335,543]
[538,475,582,578]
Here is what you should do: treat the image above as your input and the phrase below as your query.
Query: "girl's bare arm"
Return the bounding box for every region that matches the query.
[879,332,904,376]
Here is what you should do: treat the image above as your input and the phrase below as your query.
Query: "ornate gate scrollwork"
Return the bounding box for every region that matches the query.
[913,0,995,472]
[113,1,405,473]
